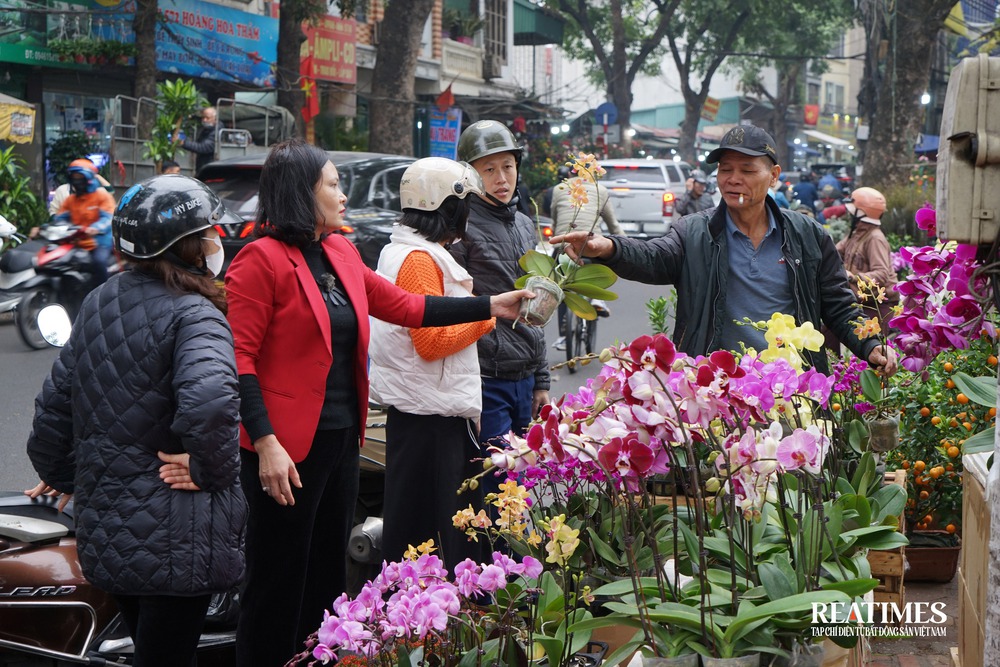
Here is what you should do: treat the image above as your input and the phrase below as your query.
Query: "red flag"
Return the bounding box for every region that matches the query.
[435,84,455,112]
[301,78,320,124]
[301,55,320,123]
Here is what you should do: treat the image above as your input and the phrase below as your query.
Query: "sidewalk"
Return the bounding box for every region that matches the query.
[868,577,958,667]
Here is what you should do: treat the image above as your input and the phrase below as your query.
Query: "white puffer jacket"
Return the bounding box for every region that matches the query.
[369,226,482,419]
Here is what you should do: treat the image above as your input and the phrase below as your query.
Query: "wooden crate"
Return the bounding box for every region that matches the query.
[865,469,907,609]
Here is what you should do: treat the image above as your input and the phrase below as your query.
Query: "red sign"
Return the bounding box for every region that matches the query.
[701,96,721,122]
[301,16,357,84]
[804,104,820,126]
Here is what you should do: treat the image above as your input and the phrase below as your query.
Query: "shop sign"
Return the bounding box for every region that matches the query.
[302,17,357,84]
[0,0,277,87]
[429,107,463,160]
[701,96,720,122]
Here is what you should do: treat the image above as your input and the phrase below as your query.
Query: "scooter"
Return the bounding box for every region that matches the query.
[0,215,40,315]
[0,492,239,666]
[15,222,119,350]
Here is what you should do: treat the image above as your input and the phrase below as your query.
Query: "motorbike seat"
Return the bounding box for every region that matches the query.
[0,247,36,273]
[0,492,75,534]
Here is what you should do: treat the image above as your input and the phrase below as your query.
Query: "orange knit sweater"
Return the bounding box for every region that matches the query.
[396,250,495,361]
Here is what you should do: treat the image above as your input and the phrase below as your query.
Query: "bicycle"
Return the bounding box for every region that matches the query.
[560,300,607,373]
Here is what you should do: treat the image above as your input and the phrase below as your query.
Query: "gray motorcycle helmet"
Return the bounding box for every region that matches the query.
[457,120,523,167]
[113,174,242,259]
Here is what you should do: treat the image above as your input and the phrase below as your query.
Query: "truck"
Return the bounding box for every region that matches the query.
[110,95,296,186]
[597,159,693,238]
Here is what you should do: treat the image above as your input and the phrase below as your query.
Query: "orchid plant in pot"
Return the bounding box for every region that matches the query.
[516,153,618,326]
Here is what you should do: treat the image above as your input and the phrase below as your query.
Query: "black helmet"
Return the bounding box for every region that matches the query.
[457,120,522,166]
[557,165,572,180]
[113,174,241,259]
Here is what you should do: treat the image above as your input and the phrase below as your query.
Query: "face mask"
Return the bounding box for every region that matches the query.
[202,236,224,277]
[70,178,88,195]
[203,119,215,128]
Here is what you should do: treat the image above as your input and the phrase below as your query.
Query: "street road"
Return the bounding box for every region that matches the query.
[0,278,671,493]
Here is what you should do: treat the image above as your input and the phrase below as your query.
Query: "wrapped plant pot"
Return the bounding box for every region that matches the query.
[702,654,761,666]
[866,414,899,452]
[519,275,563,326]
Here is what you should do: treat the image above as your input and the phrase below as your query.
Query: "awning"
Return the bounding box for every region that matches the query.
[513,0,565,45]
[0,93,35,144]
[802,129,851,147]
[788,139,821,157]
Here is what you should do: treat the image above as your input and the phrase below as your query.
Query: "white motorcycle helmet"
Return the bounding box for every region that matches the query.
[399,158,484,212]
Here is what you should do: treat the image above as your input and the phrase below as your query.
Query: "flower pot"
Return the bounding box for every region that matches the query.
[519,275,563,326]
[701,655,760,666]
[905,529,961,582]
[642,654,699,667]
[866,415,899,452]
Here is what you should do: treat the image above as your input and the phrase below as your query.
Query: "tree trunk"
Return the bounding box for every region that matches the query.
[132,0,158,139]
[678,91,707,162]
[369,0,435,154]
[859,0,954,189]
[276,6,308,138]
[606,0,631,153]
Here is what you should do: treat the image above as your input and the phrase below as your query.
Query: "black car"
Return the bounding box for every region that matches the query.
[198,151,416,272]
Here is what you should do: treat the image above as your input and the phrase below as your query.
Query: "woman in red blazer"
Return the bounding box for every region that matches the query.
[225,139,528,667]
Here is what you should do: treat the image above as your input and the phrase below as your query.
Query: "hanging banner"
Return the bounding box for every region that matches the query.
[429,107,463,160]
[302,16,357,84]
[0,100,35,144]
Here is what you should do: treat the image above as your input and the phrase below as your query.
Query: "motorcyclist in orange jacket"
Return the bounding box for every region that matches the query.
[53,159,116,285]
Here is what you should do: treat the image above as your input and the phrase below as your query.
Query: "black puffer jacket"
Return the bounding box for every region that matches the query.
[449,197,549,389]
[27,270,246,595]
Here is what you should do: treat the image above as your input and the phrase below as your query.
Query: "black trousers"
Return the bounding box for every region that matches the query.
[113,593,211,667]
[382,407,488,569]
[235,427,359,667]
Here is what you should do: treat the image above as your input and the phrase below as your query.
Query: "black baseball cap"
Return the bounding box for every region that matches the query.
[706,125,779,165]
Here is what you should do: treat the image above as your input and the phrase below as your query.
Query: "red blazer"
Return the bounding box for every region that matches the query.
[225,235,426,462]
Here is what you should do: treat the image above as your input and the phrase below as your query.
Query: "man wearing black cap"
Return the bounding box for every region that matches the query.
[675,169,714,218]
[549,124,897,376]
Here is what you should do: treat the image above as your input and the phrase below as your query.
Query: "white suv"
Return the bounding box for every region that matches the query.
[598,159,692,238]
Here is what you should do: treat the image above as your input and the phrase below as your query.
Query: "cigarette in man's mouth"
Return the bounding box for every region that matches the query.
[739,194,745,205]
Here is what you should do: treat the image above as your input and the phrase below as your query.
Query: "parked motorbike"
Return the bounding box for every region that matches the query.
[0,215,40,315]
[0,493,239,666]
[15,222,118,350]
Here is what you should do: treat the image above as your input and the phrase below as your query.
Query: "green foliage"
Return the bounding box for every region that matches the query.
[646,291,677,335]
[549,0,670,88]
[315,115,368,151]
[520,135,565,201]
[0,146,47,233]
[143,78,208,167]
[885,335,999,533]
[46,130,100,186]
[879,180,935,241]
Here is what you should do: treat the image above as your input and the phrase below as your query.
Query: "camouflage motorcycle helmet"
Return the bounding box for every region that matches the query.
[113,174,241,259]
[457,120,523,167]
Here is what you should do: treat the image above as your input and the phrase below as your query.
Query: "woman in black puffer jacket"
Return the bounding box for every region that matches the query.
[26,175,247,667]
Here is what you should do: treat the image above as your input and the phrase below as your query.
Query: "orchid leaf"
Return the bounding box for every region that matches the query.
[519,248,556,276]
[724,590,850,645]
[758,561,795,601]
[860,368,884,403]
[568,262,619,288]
[586,527,623,567]
[561,281,619,301]
[564,291,598,319]
[821,578,880,597]
[953,372,997,407]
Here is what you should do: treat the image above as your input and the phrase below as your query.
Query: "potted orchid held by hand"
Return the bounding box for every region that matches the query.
[517,153,618,326]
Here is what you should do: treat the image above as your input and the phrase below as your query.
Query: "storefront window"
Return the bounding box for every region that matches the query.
[42,91,114,185]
